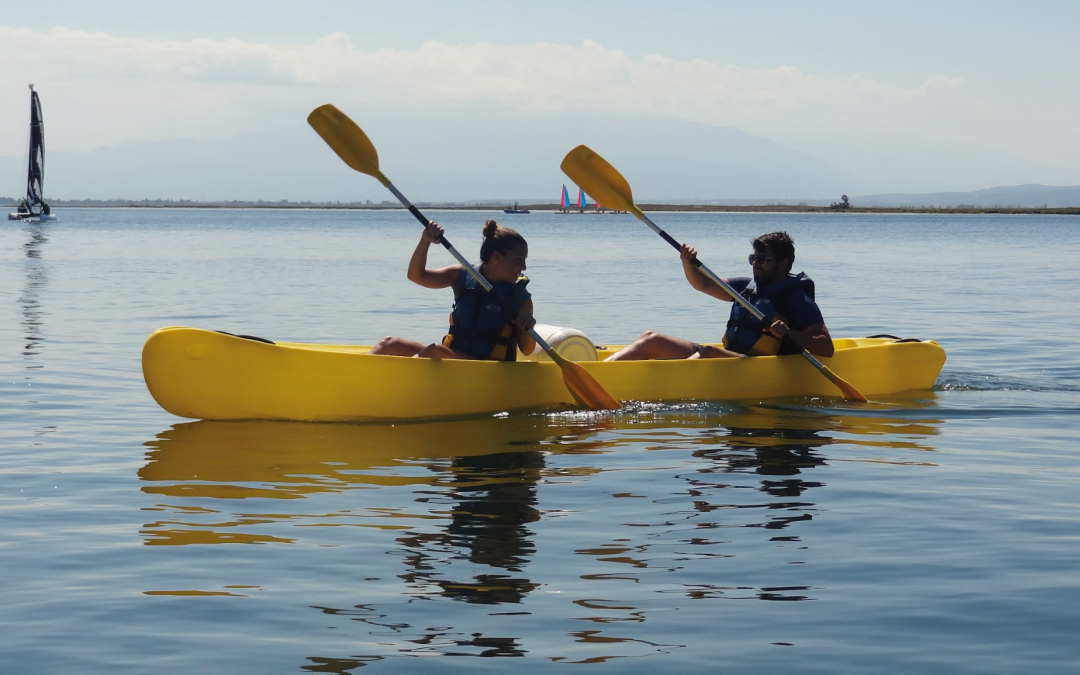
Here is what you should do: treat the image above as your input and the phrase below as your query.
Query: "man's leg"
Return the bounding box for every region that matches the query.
[605,331,699,361]
[688,344,743,360]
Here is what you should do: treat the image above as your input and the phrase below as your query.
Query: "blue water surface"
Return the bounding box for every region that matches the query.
[2,209,1078,673]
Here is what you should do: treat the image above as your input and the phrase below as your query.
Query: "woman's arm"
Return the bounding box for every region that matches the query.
[515,298,537,356]
[407,221,461,289]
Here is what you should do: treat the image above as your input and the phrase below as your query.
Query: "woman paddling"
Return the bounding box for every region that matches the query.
[369,219,537,360]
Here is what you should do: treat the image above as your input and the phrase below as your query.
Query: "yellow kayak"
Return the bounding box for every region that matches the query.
[141,326,946,422]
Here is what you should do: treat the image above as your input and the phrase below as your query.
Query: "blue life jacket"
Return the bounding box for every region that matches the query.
[442,268,531,361]
[722,273,817,356]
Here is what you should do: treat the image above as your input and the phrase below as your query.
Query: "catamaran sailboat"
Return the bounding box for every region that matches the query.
[8,85,56,222]
[557,185,601,214]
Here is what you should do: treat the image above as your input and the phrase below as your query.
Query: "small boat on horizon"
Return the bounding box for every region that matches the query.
[503,201,530,214]
[8,85,57,222]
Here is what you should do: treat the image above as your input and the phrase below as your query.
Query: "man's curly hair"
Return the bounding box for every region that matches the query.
[752,231,795,266]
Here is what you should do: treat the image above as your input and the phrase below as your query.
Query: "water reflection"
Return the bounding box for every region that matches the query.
[396,448,544,604]
[568,400,943,607]
[139,417,587,544]
[139,402,944,664]
[300,655,381,673]
[697,401,941,508]
[142,416,605,663]
[20,222,48,360]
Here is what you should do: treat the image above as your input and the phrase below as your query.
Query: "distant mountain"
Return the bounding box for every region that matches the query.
[5,110,1078,205]
[785,134,1080,195]
[852,184,1080,208]
[0,111,867,203]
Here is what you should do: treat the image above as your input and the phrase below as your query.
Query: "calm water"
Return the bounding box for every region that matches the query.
[2,208,1079,673]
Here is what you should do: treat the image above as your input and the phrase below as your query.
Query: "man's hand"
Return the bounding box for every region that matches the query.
[768,318,791,340]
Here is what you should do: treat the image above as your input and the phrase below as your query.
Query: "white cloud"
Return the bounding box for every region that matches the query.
[0,25,1073,171]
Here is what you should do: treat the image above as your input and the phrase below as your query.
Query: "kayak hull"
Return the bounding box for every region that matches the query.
[142,327,946,422]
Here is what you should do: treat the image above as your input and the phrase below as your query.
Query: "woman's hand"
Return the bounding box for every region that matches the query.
[407,221,459,288]
[421,220,444,244]
[514,312,537,333]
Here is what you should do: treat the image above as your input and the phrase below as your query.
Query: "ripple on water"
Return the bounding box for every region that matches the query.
[3,210,1080,673]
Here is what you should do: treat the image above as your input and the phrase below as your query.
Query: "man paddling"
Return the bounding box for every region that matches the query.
[606,231,834,361]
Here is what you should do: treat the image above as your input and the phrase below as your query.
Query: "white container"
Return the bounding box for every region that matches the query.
[521,324,598,362]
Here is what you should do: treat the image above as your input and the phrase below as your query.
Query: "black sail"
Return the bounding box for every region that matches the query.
[25,88,47,214]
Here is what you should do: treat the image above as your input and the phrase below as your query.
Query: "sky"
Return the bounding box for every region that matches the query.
[2,0,1080,200]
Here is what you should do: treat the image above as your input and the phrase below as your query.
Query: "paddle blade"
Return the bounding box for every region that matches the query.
[560,145,639,216]
[545,350,620,410]
[832,376,868,403]
[307,104,390,186]
[819,364,868,402]
[563,360,621,410]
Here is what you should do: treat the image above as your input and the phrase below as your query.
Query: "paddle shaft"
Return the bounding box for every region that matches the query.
[637,212,836,372]
[383,182,562,358]
[306,106,619,406]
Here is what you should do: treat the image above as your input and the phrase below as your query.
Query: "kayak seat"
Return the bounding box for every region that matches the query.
[520,324,598,362]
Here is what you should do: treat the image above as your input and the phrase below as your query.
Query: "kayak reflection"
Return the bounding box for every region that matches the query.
[563,398,945,607]
[396,447,545,604]
[297,402,946,664]
[139,400,943,601]
[140,416,611,606]
[695,396,943,510]
[140,415,594,551]
[140,417,565,498]
[138,402,947,663]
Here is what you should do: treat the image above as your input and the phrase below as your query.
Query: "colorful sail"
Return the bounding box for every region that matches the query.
[560,184,571,209]
[577,188,588,210]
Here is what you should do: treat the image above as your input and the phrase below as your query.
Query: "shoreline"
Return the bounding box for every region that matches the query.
[8,202,1079,215]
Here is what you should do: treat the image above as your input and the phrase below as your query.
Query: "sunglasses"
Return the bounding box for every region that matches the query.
[748,254,774,265]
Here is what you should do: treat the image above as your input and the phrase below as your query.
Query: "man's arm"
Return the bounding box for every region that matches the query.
[680,243,735,302]
[768,320,835,358]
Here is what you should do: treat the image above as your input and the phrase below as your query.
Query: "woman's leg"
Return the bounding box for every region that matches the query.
[415,343,474,359]
[369,336,427,356]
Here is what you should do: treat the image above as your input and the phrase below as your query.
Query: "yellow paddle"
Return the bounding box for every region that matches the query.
[561,144,868,403]
[307,104,620,411]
